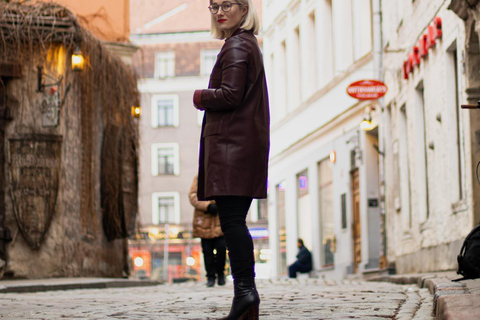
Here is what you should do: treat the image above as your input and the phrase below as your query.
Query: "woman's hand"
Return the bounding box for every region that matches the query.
[193,89,205,110]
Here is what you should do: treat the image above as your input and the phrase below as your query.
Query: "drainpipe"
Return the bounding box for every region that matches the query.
[372,0,388,269]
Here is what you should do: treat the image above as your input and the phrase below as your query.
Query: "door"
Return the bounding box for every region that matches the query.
[351,169,361,273]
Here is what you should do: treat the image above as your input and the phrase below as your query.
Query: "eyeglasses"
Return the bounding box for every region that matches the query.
[208,2,241,14]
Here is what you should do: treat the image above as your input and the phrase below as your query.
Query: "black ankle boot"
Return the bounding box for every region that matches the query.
[207,277,215,287]
[217,274,226,286]
[220,278,260,320]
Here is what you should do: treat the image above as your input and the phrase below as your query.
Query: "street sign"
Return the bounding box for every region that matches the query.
[347,80,388,100]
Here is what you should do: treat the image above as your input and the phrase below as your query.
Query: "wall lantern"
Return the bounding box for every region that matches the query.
[360,106,375,131]
[131,106,141,118]
[71,47,85,71]
[329,150,336,163]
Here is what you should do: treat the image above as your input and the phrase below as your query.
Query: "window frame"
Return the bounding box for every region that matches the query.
[151,142,180,176]
[154,51,175,78]
[151,94,179,128]
[152,192,180,224]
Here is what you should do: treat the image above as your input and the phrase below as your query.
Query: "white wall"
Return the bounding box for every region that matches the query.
[381,0,473,272]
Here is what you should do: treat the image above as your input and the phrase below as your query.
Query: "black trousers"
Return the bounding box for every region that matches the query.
[288,261,311,278]
[201,236,226,279]
[215,196,254,280]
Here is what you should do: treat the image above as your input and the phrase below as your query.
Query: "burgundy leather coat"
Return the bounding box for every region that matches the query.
[194,28,270,200]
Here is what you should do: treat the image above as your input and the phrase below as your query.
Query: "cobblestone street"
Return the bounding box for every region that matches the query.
[0,278,434,320]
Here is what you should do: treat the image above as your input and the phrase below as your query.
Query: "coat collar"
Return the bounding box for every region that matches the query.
[226,28,249,41]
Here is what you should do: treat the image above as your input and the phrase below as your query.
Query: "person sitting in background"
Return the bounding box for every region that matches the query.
[288,238,312,278]
[189,175,227,287]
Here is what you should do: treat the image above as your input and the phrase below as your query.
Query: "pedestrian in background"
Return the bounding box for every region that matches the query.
[189,175,226,287]
[288,238,313,278]
[192,0,269,318]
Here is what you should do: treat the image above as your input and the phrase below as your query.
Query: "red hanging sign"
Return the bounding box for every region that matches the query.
[347,80,388,100]
[402,16,442,79]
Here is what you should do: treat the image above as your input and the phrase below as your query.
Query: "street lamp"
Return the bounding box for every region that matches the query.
[360,106,375,131]
[134,256,144,267]
[186,257,195,267]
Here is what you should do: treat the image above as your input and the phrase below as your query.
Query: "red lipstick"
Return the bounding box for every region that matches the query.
[218,19,227,23]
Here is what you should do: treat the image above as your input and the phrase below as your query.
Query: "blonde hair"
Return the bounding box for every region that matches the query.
[210,0,260,40]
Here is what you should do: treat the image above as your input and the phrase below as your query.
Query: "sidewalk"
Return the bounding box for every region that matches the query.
[0,277,162,293]
[369,271,480,320]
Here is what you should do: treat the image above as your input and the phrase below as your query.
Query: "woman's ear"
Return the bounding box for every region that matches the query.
[242,5,248,16]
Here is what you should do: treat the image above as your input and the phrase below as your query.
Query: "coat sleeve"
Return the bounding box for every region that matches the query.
[189,176,213,212]
[200,40,249,111]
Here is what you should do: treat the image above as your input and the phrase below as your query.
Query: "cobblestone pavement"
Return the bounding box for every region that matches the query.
[0,278,434,320]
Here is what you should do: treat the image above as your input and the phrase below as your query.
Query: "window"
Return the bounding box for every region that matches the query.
[332,0,353,74]
[297,169,312,250]
[276,181,287,275]
[157,100,173,126]
[201,49,220,76]
[319,0,334,85]
[414,81,430,221]
[300,11,317,99]
[341,193,347,229]
[289,27,301,110]
[249,199,268,222]
[446,42,465,202]
[155,51,175,78]
[318,158,334,267]
[152,192,180,224]
[151,95,179,128]
[151,143,179,176]
[257,198,268,221]
[352,0,372,60]
[398,105,412,228]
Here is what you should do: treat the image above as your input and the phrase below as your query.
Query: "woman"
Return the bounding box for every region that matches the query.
[193,0,269,319]
[188,175,226,287]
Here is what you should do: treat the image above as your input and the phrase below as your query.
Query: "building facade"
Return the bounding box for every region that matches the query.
[380,0,480,274]
[129,0,269,283]
[264,0,384,279]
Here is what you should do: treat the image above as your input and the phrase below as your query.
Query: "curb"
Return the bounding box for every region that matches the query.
[0,278,163,293]
[370,272,480,320]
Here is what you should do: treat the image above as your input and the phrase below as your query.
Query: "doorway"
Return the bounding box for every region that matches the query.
[351,168,361,273]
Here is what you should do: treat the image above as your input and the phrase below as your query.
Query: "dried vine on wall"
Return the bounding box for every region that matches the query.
[0,1,139,241]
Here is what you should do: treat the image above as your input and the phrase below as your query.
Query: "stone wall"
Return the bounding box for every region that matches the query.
[3,51,127,279]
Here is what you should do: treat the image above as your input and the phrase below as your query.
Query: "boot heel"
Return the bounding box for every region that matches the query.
[247,304,259,320]
[239,304,259,320]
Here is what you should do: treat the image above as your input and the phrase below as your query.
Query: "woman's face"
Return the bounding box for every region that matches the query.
[211,1,247,35]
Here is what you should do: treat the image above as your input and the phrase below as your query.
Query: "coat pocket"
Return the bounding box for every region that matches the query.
[203,120,223,137]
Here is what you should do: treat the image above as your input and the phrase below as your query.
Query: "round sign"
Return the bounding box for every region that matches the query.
[347,80,388,100]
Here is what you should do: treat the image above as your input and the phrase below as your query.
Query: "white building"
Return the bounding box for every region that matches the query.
[381,0,480,274]
[264,0,384,279]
